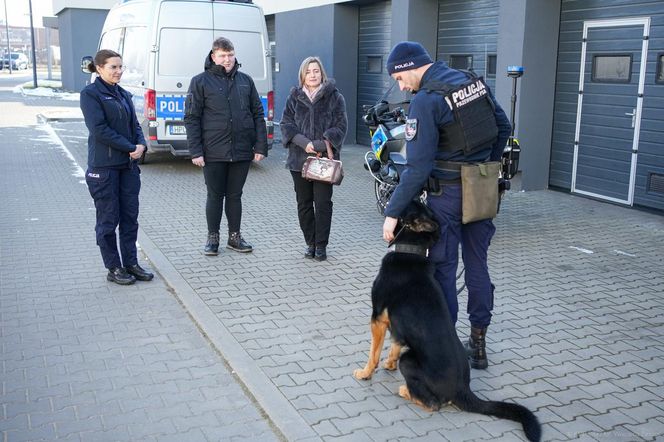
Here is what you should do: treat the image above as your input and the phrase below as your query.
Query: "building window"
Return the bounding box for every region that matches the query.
[367,55,382,73]
[657,53,664,84]
[591,54,631,83]
[486,54,497,77]
[449,54,473,70]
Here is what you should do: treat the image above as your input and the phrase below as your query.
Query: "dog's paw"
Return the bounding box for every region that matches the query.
[383,359,398,371]
[353,368,373,380]
[398,384,411,400]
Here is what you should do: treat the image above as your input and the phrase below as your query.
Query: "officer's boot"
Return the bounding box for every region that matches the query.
[227,231,253,253]
[465,326,488,370]
[204,232,220,256]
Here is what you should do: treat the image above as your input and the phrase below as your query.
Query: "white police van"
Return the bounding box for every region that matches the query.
[83,0,274,162]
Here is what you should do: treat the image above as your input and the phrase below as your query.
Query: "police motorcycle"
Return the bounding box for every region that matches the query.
[362,97,409,215]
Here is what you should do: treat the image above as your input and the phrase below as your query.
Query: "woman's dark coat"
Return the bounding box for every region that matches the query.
[80,77,146,168]
[184,53,268,162]
[280,80,347,171]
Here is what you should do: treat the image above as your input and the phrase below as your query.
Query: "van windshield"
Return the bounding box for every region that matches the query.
[158,28,266,81]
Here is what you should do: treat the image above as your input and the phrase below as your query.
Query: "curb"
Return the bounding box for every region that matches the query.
[37,112,84,123]
[137,229,321,442]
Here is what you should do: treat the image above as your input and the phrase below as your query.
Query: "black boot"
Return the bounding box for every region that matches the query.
[204,232,220,256]
[107,267,136,285]
[465,326,488,369]
[227,232,253,253]
[304,244,315,259]
[314,246,327,261]
[126,264,154,281]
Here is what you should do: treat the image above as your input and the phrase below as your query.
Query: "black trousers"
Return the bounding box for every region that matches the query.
[203,161,251,234]
[290,171,333,247]
[85,164,141,269]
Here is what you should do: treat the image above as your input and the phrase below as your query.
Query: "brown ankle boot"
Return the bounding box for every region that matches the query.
[465,326,488,369]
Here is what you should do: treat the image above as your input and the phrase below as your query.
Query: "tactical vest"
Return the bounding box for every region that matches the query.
[421,70,499,158]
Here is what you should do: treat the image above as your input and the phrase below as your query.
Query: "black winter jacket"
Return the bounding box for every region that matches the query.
[280,80,347,171]
[80,78,146,168]
[184,54,268,162]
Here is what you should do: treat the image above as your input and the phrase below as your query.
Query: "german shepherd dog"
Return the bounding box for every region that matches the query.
[353,200,541,442]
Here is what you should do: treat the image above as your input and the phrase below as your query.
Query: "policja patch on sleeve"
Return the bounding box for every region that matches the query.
[405,118,418,141]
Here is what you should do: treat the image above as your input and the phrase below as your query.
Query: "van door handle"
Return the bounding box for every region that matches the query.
[625,108,635,128]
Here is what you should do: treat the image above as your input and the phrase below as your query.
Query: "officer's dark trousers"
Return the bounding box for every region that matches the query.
[428,184,495,327]
[203,160,251,234]
[85,165,141,269]
[290,171,333,247]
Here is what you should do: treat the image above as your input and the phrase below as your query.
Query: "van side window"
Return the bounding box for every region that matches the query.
[100,28,124,53]
[122,26,148,83]
[158,28,213,77]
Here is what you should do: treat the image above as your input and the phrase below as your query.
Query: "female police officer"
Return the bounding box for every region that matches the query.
[81,49,154,285]
[382,42,511,369]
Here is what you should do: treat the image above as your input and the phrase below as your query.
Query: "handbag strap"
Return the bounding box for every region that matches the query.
[324,140,334,160]
[311,141,335,159]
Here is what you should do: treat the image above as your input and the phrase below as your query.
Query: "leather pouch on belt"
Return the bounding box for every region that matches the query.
[460,161,500,224]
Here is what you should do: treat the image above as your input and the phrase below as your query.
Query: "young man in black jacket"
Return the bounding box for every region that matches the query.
[184,37,268,255]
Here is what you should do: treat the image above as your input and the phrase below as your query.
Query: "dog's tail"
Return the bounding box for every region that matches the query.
[456,390,541,442]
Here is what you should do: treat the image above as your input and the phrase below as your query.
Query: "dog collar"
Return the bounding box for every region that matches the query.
[388,243,429,257]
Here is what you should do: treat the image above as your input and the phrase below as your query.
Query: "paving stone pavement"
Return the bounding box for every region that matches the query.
[0,93,282,441]
[3,88,664,441]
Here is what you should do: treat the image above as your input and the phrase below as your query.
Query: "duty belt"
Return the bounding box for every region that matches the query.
[428,160,464,189]
[435,160,465,173]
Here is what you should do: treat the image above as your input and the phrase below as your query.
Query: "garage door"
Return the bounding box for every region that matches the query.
[550,0,664,211]
[571,19,650,204]
[356,1,391,146]
[437,0,498,91]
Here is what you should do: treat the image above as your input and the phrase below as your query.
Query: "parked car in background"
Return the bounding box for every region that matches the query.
[2,53,29,70]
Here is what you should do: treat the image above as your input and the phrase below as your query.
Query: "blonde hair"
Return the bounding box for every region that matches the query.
[298,56,327,87]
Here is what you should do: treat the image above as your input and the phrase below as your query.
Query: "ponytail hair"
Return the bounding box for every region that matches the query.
[88,49,122,73]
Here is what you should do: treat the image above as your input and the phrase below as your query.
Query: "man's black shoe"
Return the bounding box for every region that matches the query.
[126,264,154,281]
[107,267,136,285]
[227,232,253,253]
[304,244,315,259]
[204,232,220,256]
[314,246,327,261]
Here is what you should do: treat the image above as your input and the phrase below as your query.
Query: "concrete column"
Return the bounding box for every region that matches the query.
[274,5,359,142]
[389,0,439,103]
[495,0,560,190]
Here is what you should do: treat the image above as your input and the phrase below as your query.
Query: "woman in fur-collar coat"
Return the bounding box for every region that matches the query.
[280,56,348,261]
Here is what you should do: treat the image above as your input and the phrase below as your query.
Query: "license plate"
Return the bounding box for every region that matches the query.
[168,125,186,135]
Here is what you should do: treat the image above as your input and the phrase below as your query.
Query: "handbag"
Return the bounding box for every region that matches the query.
[301,141,344,185]
[460,161,500,224]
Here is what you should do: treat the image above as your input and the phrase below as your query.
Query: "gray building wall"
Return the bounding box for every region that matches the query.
[495,0,560,191]
[57,8,108,92]
[274,5,359,142]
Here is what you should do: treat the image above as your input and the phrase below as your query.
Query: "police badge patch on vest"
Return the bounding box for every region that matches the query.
[443,77,488,110]
[405,118,418,141]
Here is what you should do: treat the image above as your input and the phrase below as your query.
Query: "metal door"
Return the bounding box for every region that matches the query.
[571,18,650,204]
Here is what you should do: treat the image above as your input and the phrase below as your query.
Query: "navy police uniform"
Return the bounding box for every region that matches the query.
[80,77,146,270]
[384,44,511,331]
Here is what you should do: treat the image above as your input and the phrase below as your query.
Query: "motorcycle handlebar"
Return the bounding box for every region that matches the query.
[362,101,409,127]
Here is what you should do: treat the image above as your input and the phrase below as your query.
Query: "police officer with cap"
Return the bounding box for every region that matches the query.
[382,41,511,369]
